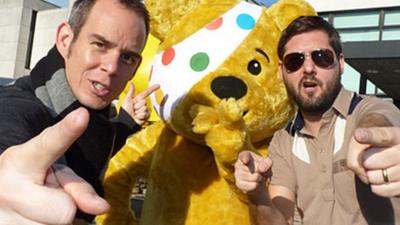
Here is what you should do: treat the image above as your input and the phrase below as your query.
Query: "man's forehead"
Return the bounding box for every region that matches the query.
[285,31,330,51]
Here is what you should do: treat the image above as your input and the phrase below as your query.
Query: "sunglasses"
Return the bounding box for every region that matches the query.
[282,49,335,73]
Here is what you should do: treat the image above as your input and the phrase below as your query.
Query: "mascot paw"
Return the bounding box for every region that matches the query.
[190,104,219,134]
[190,98,245,135]
[218,98,243,129]
[190,99,248,164]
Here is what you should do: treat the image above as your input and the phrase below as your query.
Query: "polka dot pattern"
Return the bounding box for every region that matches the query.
[206,17,223,30]
[236,13,255,30]
[162,47,175,65]
[190,52,210,72]
[149,1,262,121]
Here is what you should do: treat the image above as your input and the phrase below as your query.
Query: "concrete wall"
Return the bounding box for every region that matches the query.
[30,0,76,71]
[0,0,57,78]
[0,0,24,78]
[30,8,68,69]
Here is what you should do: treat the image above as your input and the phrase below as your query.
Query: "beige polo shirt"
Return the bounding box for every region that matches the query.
[269,88,400,225]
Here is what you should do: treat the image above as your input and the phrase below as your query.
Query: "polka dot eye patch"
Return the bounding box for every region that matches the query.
[149,1,262,121]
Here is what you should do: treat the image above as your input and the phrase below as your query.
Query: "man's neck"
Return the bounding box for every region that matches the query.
[301,110,323,137]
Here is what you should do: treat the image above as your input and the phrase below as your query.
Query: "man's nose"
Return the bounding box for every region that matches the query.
[101,52,119,75]
[302,56,316,74]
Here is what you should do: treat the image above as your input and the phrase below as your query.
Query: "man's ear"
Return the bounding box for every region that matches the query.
[338,53,345,75]
[56,22,74,59]
[278,61,284,80]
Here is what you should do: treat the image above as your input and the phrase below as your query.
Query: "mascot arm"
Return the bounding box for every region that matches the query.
[96,122,165,225]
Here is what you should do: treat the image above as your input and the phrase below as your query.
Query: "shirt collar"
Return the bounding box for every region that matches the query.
[332,88,354,118]
[285,88,359,136]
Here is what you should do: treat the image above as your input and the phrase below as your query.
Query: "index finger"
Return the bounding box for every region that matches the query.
[238,151,253,165]
[354,127,400,147]
[7,108,89,182]
[135,84,160,99]
[347,135,369,183]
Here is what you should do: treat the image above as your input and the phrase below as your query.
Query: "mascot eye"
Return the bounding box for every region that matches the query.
[247,60,261,75]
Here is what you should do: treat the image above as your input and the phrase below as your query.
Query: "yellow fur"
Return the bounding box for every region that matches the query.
[96,0,316,224]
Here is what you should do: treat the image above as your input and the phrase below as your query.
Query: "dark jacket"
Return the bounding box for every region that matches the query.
[0,48,140,221]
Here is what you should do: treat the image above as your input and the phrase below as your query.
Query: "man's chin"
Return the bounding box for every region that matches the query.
[80,99,110,110]
[297,96,322,110]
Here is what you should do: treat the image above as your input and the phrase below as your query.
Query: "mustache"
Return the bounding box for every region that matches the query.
[298,76,322,88]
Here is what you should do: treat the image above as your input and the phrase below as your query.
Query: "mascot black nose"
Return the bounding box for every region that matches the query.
[211,76,247,100]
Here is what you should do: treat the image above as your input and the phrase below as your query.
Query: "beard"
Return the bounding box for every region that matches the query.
[284,74,342,114]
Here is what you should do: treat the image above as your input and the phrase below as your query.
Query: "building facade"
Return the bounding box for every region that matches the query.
[309,0,400,106]
[0,0,62,79]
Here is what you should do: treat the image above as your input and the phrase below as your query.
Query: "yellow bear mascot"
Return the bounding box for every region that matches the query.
[97,0,316,224]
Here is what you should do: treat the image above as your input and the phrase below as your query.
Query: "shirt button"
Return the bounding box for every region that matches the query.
[322,165,327,172]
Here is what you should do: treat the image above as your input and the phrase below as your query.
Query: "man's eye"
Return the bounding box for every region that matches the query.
[93,42,105,49]
[121,54,136,65]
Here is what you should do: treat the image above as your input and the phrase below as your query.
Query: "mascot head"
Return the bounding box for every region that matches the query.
[147,0,316,143]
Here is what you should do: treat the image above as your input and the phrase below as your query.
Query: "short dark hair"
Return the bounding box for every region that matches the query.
[68,0,149,41]
[277,16,342,59]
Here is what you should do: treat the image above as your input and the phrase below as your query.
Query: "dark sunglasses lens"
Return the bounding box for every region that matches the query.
[312,49,334,68]
[283,53,304,73]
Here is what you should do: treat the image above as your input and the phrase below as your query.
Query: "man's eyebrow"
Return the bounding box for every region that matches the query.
[91,34,141,58]
[256,48,270,63]
[91,34,111,45]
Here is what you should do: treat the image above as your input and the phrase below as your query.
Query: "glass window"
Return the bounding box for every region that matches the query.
[376,87,386,95]
[321,15,329,21]
[382,28,400,40]
[340,30,380,42]
[366,81,386,95]
[25,10,37,69]
[342,64,360,93]
[385,9,400,26]
[333,11,380,28]
[366,81,374,94]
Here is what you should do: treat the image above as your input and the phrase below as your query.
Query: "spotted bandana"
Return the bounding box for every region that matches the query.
[149,1,262,121]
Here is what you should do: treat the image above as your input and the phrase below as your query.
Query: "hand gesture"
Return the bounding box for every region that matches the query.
[234,151,272,195]
[348,127,400,197]
[0,108,110,225]
[121,83,160,126]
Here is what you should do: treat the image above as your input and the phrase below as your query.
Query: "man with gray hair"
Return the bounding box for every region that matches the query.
[0,0,158,224]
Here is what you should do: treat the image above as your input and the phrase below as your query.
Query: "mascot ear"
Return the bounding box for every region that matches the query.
[268,0,317,31]
[145,0,210,41]
[145,0,239,48]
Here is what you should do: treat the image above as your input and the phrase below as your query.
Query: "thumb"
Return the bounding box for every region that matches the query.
[354,127,400,147]
[8,108,89,183]
[257,157,272,174]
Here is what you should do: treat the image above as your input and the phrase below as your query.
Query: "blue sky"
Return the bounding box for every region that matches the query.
[45,0,68,7]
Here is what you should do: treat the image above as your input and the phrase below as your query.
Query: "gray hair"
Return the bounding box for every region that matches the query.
[68,0,149,41]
